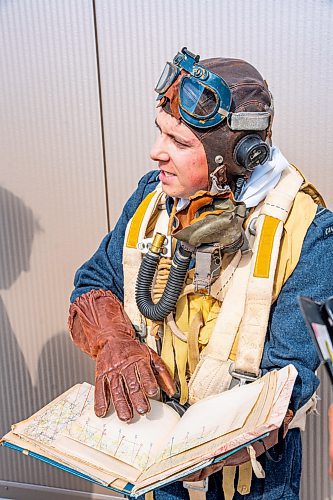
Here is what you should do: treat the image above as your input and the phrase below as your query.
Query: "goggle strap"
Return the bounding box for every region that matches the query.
[228,111,271,131]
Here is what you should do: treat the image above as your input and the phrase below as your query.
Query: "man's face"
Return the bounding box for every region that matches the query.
[150,109,208,198]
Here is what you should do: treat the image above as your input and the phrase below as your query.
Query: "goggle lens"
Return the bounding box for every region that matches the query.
[155,62,179,94]
[180,77,219,119]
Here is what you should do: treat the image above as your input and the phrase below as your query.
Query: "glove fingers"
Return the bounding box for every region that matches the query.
[108,372,133,422]
[94,374,110,417]
[123,363,152,416]
[149,348,176,397]
[135,358,159,397]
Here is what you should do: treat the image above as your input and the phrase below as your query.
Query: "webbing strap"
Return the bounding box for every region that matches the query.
[247,446,265,479]
[185,484,207,500]
[234,216,284,375]
[234,165,303,376]
[222,466,236,500]
[237,461,252,495]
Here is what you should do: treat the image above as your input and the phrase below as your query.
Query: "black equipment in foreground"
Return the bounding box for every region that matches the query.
[299,295,333,384]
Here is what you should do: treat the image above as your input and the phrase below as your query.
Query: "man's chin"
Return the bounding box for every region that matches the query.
[161,184,185,198]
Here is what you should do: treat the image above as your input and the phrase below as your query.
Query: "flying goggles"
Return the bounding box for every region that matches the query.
[155,47,232,129]
[155,47,272,133]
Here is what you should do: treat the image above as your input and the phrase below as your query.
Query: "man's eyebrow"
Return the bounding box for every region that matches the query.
[154,118,193,144]
[154,118,179,137]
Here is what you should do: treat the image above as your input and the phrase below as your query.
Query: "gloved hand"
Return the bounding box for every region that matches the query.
[68,289,176,421]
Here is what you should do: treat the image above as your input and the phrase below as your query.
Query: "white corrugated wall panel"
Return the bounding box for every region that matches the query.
[1,0,333,496]
[95,0,333,498]
[0,0,109,493]
[95,0,333,224]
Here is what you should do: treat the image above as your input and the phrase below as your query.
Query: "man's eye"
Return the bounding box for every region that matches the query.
[173,137,188,147]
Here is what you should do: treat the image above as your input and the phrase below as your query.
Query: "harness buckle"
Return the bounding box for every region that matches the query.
[229,363,262,386]
[134,322,147,341]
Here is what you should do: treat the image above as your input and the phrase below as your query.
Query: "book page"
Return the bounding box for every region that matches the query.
[272,364,291,406]
[55,434,144,483]
[2,431,118,486]
[138,368,280,483]
[267,365,297,428]
[60,399,180,472]
[11,383,94,445]
[9,381,180,474]
[134,458,213,494]
[156,380,263,462]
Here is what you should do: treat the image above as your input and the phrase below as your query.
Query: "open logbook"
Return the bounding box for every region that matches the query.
[1,364,297,497]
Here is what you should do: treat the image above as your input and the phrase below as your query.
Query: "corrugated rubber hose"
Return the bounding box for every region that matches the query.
[135,243,192,322]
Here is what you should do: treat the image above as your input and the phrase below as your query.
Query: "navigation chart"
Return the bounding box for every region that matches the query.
[16,383,94,445]
[63,400,179,471]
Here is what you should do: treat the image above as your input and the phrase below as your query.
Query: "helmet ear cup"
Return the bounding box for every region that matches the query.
[233,134,270,172]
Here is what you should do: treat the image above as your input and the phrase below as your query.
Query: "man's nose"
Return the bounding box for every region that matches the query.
[150,135,169,162]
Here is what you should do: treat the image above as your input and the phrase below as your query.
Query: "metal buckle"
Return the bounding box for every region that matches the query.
[229,363,262,386]
[133,323,147,341]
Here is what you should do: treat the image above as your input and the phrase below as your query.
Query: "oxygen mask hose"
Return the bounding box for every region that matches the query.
[135,233,192,322]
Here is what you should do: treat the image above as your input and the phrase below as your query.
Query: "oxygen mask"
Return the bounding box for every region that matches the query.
[172,188,246,251]
[171,183,247,295]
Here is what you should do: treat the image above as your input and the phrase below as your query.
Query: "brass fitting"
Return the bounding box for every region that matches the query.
[150,233,166,255]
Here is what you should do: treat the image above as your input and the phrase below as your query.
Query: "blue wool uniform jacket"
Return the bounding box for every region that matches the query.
[70,170,333,414]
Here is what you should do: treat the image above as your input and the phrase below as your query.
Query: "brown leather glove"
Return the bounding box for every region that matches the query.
[68,289,176,421]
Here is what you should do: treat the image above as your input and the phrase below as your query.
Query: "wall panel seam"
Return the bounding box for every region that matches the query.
[92,0,110,232]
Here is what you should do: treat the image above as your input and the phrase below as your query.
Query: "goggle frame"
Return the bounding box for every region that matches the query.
[155,47,232,129]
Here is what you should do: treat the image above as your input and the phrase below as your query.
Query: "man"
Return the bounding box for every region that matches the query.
[68,48,333,499]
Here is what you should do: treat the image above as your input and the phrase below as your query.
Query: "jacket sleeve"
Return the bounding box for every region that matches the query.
[70,170,159,304]
[262,206,333,412]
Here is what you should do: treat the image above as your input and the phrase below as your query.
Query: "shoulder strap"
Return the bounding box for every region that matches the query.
[234,165,304,376]
[189,166,304,402]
